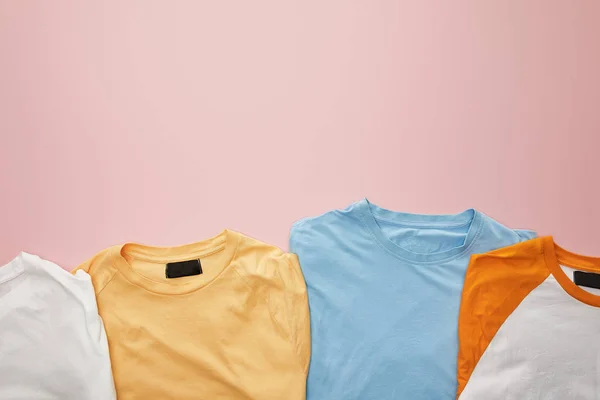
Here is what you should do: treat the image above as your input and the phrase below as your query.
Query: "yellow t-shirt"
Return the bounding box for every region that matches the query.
[74,230,310,400]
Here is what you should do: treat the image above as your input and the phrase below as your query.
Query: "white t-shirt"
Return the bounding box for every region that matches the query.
[0,252,116,399]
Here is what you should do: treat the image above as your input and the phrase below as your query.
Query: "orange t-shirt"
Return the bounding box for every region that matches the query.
[74,230,310,400]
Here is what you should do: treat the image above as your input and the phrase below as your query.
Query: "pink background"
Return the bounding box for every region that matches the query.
[1,1,599,269]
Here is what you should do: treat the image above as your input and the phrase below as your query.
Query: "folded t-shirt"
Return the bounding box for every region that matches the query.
[290,199,535,400]
[0,252,115,399]
[73,230,310,399]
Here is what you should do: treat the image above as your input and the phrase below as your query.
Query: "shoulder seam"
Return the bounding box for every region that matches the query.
[231,264,287,337]
[231,260,307,374]
[230,265,281,327]
[291,218,308,230]
[96,267,119,298]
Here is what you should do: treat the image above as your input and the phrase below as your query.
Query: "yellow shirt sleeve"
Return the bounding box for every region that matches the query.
[249,250,311,374]
[283,253,311,373]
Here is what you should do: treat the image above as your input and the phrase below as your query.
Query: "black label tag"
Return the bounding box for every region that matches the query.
[166,259,202,279]
[573,271,600,290]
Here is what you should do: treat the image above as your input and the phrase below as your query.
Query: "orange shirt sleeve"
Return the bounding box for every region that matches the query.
[456,238,549,398]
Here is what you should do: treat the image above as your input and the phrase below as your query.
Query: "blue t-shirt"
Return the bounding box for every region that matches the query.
[290,199,535,400]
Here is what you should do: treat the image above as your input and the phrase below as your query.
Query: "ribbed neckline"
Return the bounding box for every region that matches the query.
[542,236,600,308]
[357,199,484,264]
[112,229,240,295]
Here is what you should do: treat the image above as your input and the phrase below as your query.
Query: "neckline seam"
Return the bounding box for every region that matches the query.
[542,237,600,308]
[358,203,484,265]
[111,257,239,296]
[372,216,474,229]
[112,231,241,295]
[123,244,227,264]
[557,261,600,274]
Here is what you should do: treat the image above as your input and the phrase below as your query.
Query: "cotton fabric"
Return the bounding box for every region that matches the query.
[74,230,310,400]
[0,252,115,400]
[290,199,535,400]
[458,236,600,400]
